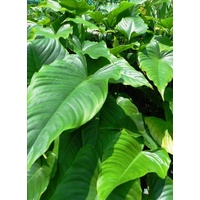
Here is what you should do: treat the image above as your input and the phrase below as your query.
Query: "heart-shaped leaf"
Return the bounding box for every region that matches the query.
[138,41,173,99]
[116,16,148,41]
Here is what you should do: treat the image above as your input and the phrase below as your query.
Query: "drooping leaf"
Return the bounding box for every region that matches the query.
[145,117,173,154]
[116,16,148,41]
[145,173,173,199]
[49,145,100,200]
[27,152,56,200]
[97,129,171,199]
[27,37,67,85]
[138,41,173,99]
[27,54,122,169]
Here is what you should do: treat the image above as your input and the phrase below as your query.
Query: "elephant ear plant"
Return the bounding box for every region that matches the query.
[27,0,173,199]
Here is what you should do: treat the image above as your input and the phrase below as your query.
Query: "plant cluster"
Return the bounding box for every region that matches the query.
[27,0,173,199]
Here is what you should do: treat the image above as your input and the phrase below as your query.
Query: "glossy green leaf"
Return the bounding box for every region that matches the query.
[38,0,64,12]
[97,129,171,199]
[138,41,173,99]
[32,24,73,39]
[27,38,67,85]
[116,16,148,41]
[82,40,111,59]
[66,16,100,30]
[145,174,173,199]
[89,11,104,23]
[110,56,152,88]
[58,0,94,15]
[27,152,56,200]
[145,117,173,154]
[50,145,100,200]
[27,54,121,169]
[107,179,142,200]
[106,1,135,27]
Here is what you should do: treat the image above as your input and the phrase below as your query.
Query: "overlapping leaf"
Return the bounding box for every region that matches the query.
[27,152,56,200]
[49,145,100,200]
[27,54,121,169]
[97,129,171,199]
[110,56,152,88]
[145,117,173,154]
[27,37,67,85]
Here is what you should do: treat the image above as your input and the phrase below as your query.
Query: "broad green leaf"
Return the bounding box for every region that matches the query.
[50,145,100,200]
[38,0,64,12]
[82,40,111,59]
[27,152,56,200]
[116,16,148,41]
[160,17,173,29]
[97,129,171,199]
[107,179,142,200]
[146,174,173,199]
[145,117,173,154]
[32,24,73,39]
[110,56,152,88]
[116,97,158,150]
[58,0,94,15]
[66,16,100,30]
[138,41,173,99]
[106,1,135,27]
[27,54,121,169]
[89,11,104,23]
[27,38,67,85]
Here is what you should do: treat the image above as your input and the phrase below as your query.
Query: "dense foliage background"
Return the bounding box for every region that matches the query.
[27,0,173,199]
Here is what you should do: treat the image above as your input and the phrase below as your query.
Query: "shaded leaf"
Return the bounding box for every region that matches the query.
[116,96,158,150]
[107,179,142,200]
[145,117,173,154]
[50,145,100,200]
[146,173,173,199]
[27,152,56,200]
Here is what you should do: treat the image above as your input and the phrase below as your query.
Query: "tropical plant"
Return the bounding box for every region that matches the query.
[27,0,173,199]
